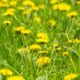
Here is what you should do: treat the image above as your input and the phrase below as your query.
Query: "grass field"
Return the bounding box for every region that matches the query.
[0,0,80,80]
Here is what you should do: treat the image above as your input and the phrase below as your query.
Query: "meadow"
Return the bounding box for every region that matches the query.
[0,0,80,80]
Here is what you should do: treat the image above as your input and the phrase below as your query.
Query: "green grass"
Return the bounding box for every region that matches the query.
[0,0,80,80]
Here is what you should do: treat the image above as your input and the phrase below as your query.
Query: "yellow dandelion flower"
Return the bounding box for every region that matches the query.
[0,69,13,76]
[67,11,78,17]
[36,57,50,66]
[53,4,59,10]
[10,1,17,6]
[30,44,41,50]
[53,3,71,11]
[2,0,8,3]
[77,1,80,4]
[64,73,78,80]
[18,6,25,11]
[7,8,15,12]
[4,11,14,16]
[21,29,31,34]
[63,52,68,56]
[58,3,71,11]
[3,20,11,25]
[49,20,56,26]
[36,38,49,43]
[50,0,58,4]
[38,4,44,9]
[7,76,25,80]
[30,6,39,11]
[0,2,9,7]
[56,47,62,51]
[38,50,48,54]
[23,11,30,15]
[13,26,25,32]
[34,17,41,22]
[73,38,80,43]
[68,40,73,44]
[23,0,35,6]
[37,33,48,39]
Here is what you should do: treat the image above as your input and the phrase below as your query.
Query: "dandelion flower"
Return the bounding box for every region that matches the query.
[37,33,48,39]
[7,76,25,80]
[21,29,31,35]
[67,11,78,17]
[50,0,58,4]
[36,57,50,66]
[36,38,49,43]
[3,20,11,25]
[0,69,13,76]
[64,73,78,80]
[13,26,25,32]
[63,52,68,56]
[30,44,41,50]
[38,50,48,54]
[49,20,56,26]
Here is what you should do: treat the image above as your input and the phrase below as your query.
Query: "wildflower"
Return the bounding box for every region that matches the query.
[13,26,25,32]
[38,50,48,54]
[30,44,41,50]
[56,47,62,51]
[7,76,25,80]
[30,6,39,11]
[0,69,13,76]
[77,1,80,4]
[49,20,56,26]
[23,11,30,15]
[2,0,8,3]
[21,29,31,35]
[4,11,14,16]
[64,73,78,80]
[0,2,9,8]
[23,0,35,6]
[50,0,58,4]
[67,11,78,17]
[53,4,59,10]
[34,17,41,22]
[63,51,68,56]
[18,6,25,11]
[10,1,17,6]
[68,40,73,44]
[73,38,80,43]
[37,33,48,39]
[3,20,11,25]
[36,38,49,43]
[53,3,71,11]
[58,3,71,11]
[38,4,44,9]
[36,57,50,66]
[7,8,15,12]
